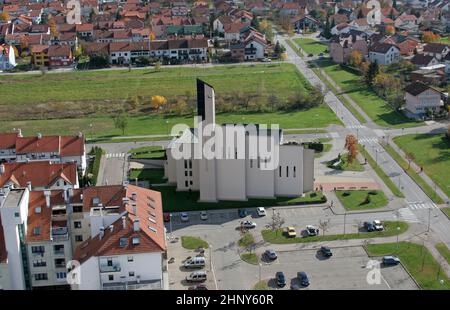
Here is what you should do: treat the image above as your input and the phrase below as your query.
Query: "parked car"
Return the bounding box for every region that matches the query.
[184,256,206,269]
[286,226,297,238]
[308,53,313,57]
[382,256,400,266]
[364,221,375,232]
[238,209,248,218]
[193,284,208,290]
[240,221,257,229]
[276,272,286,287]
[181,212,189,222]
[261,57,272,62]
[186,270,207,282]
[163,213,171,222]
[200,211,208,221]
[257,207,266,217]
[373,220,384,231]
[320,246,332,257]
[263,249,278,260]
[297,271,310,287]
[306,225,319,236]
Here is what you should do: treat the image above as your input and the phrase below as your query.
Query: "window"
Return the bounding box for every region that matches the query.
[31,246,45,254]
[119,237,128,248]
[286,166,289,178]
[293,166,296,178]
[33,260,46,267]
[14,212,19,218]
[107,258,113,266]
[74,221,82,229]
[34,273,48,281]
[185,171,188,177]
[127,256,134,262]
[185,180,188,187]
[189,171,192,177]
[75,235,83,242]
[35,207,41,214]
[190,180,193,185]
[108,275,114,281]
[250,159,253,168]
[33,227,41,236]
[56,272,66,279]
[55,258,66,268]
[53,244,64,255]
[73,206,82,213]
[279,166,281,177]
[184,160,187,169]
[129,271,135,277]
[189,160,192,169]
[132,237,140,245]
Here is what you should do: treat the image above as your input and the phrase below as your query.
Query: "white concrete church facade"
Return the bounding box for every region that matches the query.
[164,80,314,202]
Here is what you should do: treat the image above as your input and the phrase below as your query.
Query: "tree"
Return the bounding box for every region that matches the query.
[323,16,332,39]
[348,50,363,68]
[151,95,167,110]
[318,219,331,237]
[365,61,379,86]
[251,15,260,30]
[48,15,58,37]
[405,152,415,170]
[385,25,395,35]
[422,31,440,43]
[267,93,279,111]
[266,211,285,236]
[345,134,359,164]
[0,12,10,22]
[113,113,128,135]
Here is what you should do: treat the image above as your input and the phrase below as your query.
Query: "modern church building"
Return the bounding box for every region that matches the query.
[164,80,314,202]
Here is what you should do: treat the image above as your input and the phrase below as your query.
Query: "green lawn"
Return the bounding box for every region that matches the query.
[294,38,328,55]
[88,136,174,144]
[393,134,450,199]
[240,253,259,265]
[358,145,404,198]
[382,142,445,204]
[159,187,326,212]
[442,208,450,218]
[238,232,255,247]
[436,243,450,266]
[86,146,105,186]
[253,280,269,290]
[327,153,364,171]
[366,242,450,290]
[129,146,166,159]
[315,59,423,128]
[336,190,388,211]
[262,221,408,244]
[181,236,209,250]
[129,168,165,184]
[439,36,450,45]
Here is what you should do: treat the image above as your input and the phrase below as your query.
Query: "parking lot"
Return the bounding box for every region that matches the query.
[254,247,418,290]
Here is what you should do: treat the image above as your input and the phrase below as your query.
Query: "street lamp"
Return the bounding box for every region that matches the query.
[396,226,400,252]
[259,263,262,282]
[427,208,432,232]
[343,212,347,235]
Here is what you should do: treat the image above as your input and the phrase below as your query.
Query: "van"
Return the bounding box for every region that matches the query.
[184,256,206,269]
[186,270,207,282]
[382,256,400,266]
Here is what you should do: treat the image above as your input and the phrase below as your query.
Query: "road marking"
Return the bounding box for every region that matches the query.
[329,132,339,138]
[398,207,420,223]
[346,125,365,129]
[359,137,378,144]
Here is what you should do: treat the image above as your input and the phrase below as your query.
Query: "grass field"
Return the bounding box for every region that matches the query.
[442,208,450,218]
[358,145,404,198]
[366,242,450,290]
[336,190,388,211]
[294,38,328,55]
[253,280,269,290]
[129,168,165,184]
[327,153,364,171]
[436,243,450,266]
[315,60,423,128]
[158,187,326,212]
[261,221,408,244]
[181,236,209,250]
[238,232,255,248]
[240,253,259,265]
[129,146,166,159]
[393,134,450,199]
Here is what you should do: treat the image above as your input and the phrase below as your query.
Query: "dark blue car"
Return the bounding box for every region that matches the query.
[276,272,286,287]
[297,272,310,287]
[238,209,247,218]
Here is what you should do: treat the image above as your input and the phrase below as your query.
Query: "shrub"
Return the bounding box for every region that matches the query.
[342,192,351,197]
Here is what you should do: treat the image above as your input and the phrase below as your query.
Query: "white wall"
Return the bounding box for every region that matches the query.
[0,263,11,290]
[275,145,303,197]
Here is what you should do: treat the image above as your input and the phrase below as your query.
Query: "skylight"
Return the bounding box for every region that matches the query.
[132,237,140,245]
[119,237,128,248]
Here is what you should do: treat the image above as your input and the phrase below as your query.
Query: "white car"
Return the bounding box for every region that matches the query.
[373,220,384,231]
[261,57,272,62]
[181,212,189,222]
[240,221,257,229]
[256,207,266,217]
[200,211,208,221]
[306,225,319,236]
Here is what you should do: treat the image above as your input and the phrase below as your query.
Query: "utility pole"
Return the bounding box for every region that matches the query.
[427,207,431,232]
[343,212,347,235]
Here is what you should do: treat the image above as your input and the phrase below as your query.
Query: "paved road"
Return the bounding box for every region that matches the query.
[278,33,450,247]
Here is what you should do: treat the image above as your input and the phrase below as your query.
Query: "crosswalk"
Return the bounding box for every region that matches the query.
[407,202,438,210]
[346,125,366,129]
[106,153,125,158]
[358,137,378,145]
[397,207,420,223]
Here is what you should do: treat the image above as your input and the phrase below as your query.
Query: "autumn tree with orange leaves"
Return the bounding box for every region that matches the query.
[345,134,359,164]
[422,31,440,43]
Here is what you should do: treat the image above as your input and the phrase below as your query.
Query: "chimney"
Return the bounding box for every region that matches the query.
[131,192,137,201]
[122,197,129,206]
[99,227,105,240]
[80,194,83,201]
[26,181,32,191]
[0,164,5,175]
[78,132,83,138]
[122,216,127,229]
[68,188,73,198]
[37,133,42,139]
[132,203,137,215]
[17,128,22,137]
[109,225,114,233]
[133,219,140,232]
[63,188,69,203]
[44,190,51,208]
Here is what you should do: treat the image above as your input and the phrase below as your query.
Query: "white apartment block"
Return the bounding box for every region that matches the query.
[164,80,315,202]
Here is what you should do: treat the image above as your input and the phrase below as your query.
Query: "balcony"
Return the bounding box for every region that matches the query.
[102,279,161,290]
[51,222,69,241]
[100,264,121,273]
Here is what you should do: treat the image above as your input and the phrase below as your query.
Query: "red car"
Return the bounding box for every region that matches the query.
[163,213,171,222]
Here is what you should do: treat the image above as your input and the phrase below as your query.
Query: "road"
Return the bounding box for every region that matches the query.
[277,33,450,247]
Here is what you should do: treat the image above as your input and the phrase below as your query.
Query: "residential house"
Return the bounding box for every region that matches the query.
[0,44,16,70]
[423,43,450,61]
[230,34,266,61]
[291,15,321,33]
[30,44,49,68]
[329,33,368,64]
[410,67,446,85]
[368,43,400,65]
[404,81,445,118]
[47,45,73,68]
[410,54,440,67]
[382,34,420,56]
[394,14,419,32]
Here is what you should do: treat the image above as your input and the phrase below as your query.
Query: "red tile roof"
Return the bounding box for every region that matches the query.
[0,161,78,188]
[0,132,19,149]
[12,134,84,156]
[74,185,166,263]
